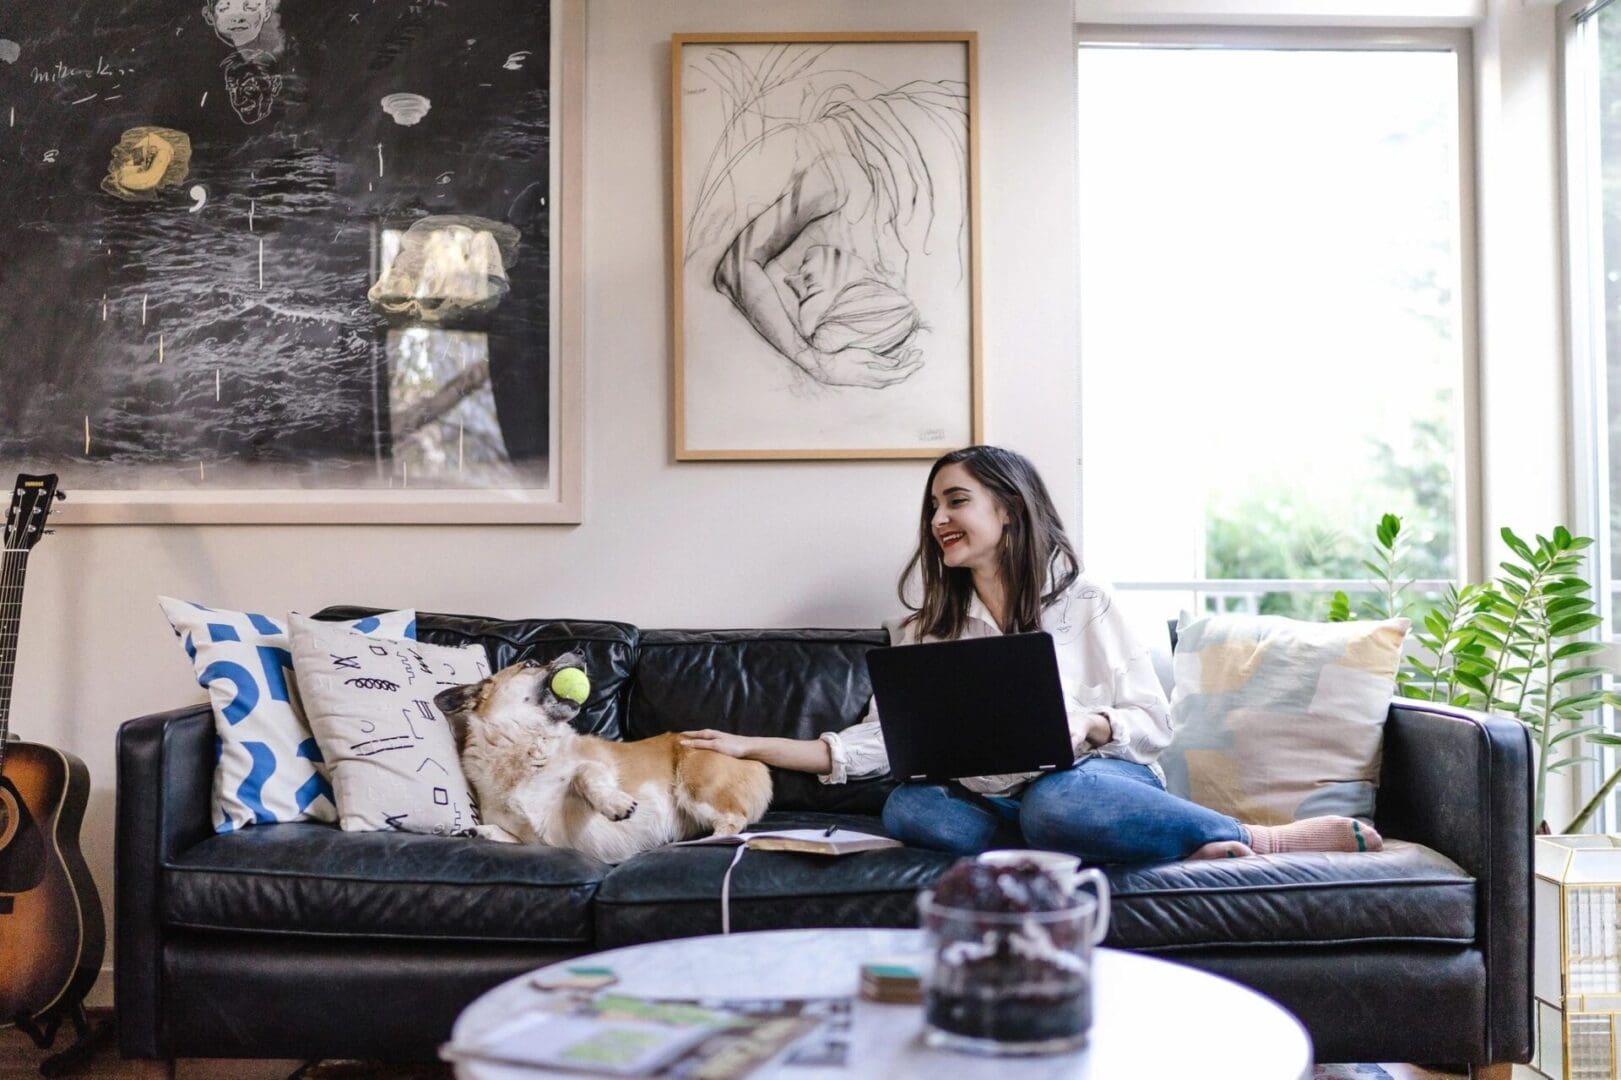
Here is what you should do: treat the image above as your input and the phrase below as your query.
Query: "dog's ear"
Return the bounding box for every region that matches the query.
[433,682,482,753]
[433,682,483,718]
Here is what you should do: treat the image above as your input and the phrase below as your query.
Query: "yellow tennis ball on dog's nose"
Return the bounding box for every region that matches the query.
[550,667,590,705]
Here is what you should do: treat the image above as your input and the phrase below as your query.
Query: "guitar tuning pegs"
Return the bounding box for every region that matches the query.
[54,490,67,501]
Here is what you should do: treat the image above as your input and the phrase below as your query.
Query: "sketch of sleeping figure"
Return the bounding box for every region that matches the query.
[685,47,969,390]
[368,215,522,325]
[203,0,285,124]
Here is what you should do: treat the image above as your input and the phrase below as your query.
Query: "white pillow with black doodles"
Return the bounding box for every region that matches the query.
[288,613,489,835]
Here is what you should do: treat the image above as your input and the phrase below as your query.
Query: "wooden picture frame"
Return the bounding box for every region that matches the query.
[1,0,584,524]
[671,32,983,461]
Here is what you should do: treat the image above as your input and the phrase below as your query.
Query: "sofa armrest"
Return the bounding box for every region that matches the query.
[1375,700,1532,1064]
[115,705,215,1057]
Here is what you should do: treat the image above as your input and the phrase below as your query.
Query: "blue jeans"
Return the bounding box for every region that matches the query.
[880,756,1246,864]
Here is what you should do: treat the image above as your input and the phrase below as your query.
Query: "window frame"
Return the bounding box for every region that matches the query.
[1072,24,1484,609]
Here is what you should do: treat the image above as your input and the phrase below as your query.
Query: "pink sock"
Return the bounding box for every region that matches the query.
[1242,816,1382,855]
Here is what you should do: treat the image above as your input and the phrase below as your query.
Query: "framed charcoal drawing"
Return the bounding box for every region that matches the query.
[671,32,983,461]
[0,0,583,523]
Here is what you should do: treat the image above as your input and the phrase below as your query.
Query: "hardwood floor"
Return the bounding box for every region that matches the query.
[0,1019,1544,1079]
[0,1017,449,1080]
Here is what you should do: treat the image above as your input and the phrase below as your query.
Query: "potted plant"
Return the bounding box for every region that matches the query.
[1331,517,1621,832]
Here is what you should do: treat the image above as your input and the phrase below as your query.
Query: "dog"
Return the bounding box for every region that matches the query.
[433,653,772,864]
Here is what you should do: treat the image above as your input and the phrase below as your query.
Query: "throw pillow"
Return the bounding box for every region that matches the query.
[288,614,488,835]
[1159,612,1410,826]
[157,597,418,833]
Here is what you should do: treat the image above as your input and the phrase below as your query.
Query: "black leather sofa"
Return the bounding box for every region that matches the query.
[116,608,1533,1068]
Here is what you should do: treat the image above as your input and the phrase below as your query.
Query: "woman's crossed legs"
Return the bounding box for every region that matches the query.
[881,755,1378,864]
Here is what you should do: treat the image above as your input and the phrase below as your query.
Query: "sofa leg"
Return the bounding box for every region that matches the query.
[1470,1065,1513,1080]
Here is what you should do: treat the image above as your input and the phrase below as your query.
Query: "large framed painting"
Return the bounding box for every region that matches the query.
[671,32,982,461]
[0,0,583,523]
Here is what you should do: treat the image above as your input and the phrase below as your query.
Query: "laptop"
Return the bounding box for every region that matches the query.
[864,631,1074,782]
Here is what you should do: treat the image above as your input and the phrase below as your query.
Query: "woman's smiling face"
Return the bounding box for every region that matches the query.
[930,462,1010,574]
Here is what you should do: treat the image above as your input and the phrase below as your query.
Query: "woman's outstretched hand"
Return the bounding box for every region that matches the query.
[680,729,756,759]
[800,346,924,388]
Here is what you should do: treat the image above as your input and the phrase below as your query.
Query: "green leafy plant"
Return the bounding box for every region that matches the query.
[1334,517,1621,831]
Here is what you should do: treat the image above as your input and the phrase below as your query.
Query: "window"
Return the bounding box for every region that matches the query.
[1565,1,1621,642]
[1561,0,1621,828]
[1076,30,1474,629]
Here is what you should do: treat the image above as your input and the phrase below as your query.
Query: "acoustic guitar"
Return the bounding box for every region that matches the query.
[0,473,104,1034]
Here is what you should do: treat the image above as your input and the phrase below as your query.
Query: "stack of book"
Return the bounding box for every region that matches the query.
[859,958,925,1004]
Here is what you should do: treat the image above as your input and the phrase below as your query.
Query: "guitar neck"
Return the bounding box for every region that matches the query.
[0,545,25,753]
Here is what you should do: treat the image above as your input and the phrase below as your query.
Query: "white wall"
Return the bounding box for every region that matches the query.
[1473,0,1575,822]
[11,0,1082,1003]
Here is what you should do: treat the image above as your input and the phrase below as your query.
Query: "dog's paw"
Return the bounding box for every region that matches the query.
[598,791,637,821]
[709,815,748,837]
[470,823,521,843]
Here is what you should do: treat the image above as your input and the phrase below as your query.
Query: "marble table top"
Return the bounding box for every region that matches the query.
[449,927,1313,1079]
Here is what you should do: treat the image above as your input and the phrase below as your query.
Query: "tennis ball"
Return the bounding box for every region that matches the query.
[550,667,590,705]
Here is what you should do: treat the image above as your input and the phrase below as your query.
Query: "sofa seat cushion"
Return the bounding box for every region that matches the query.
[163,824,607,944]
[594,812,956,947]
[1105,839,1474,950]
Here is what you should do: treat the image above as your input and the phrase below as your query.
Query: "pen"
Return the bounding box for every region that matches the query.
[824,824,838,837]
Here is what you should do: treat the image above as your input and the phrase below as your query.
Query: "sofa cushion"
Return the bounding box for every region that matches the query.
[289,615,487,836]
[1162,612,1408,825]
[159,599,420,833]
[626,629,896,815]
[594,811,955,948]
[163,824,606,944]
[317,607,638,740]
[1104,839,1474,950]
[595,822,1471,953]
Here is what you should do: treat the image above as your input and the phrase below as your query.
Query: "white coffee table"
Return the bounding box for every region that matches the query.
[450,927,1312,1078]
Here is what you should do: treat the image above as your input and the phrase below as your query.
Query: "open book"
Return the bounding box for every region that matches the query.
[672,828,901,856]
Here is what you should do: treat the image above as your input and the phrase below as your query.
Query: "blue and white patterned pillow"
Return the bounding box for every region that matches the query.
[157,597,418,834]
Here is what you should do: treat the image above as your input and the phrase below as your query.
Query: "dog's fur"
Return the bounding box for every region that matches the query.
[433,653,772,864]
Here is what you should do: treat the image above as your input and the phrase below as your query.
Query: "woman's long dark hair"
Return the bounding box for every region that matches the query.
[900,446,1080,639]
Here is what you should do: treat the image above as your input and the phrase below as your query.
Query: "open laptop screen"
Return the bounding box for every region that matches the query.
[865,632,1074,782]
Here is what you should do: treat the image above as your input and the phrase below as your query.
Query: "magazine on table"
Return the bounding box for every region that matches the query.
[662,996,852,1078]
[439,992,853,1078]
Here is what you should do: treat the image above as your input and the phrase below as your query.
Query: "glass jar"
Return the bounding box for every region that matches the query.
[918,868,1110,1055]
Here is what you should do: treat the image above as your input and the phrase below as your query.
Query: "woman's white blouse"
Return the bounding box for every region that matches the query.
[820,577,1173,796]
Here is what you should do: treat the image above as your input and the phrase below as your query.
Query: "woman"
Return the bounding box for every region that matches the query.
[682,446,1383,864]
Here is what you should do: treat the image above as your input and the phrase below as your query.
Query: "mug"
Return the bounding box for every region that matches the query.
[976,849,1112,910]
[918,864,1110,1055]
[976,848,1078,880]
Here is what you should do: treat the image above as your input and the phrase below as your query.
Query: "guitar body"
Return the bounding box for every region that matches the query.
[0,739,104,1025]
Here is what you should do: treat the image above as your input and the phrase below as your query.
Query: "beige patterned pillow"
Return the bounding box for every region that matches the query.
[1161,613,1409,825]
[289,614,488,835]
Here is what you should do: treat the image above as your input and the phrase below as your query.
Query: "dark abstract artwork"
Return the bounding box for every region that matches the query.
[0,0,553,497]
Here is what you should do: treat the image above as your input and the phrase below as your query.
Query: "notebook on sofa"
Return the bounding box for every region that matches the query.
[671,828,900,856]
[672,829,903,935]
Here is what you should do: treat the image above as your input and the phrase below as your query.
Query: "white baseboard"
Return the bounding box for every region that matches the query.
[86,964,113,1010]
